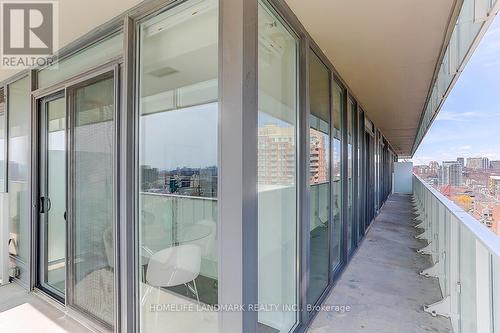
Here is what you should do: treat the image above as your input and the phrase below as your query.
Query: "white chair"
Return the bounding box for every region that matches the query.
[143,244,202,303]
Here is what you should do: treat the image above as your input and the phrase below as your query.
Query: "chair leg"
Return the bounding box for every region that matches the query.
[185,280,201,304]
[141,284,153,306]
[193,279,200,304]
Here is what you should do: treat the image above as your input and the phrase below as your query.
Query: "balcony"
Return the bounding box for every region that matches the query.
[307,175,500,333]
[2,175,498,332]
[0,1,498,331]
[309,192,453,332]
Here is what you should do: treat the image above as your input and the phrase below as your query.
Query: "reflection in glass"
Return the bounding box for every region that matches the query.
[258,3,298,331]
[7,77,31,286]
[138,0,218,331]
[308,51,330,306]
[347,99,354,253]
[331,83,343,269]
[72,76,115,326]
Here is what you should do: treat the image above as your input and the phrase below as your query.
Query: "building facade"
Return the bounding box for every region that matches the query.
[0,0,497,332]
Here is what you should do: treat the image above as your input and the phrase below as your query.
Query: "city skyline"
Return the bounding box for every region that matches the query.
[412,16,500,165]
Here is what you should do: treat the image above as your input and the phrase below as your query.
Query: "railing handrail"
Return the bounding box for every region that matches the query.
[413,174,500,258]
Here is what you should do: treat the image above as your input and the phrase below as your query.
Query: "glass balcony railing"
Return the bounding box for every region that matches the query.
[413,175,500,332]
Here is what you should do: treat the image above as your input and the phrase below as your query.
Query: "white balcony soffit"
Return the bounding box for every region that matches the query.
[0,0,143,82]
[285,0,460,156]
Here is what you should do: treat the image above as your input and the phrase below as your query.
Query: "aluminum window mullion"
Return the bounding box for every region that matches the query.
[119,16,137,333]
[299,37,311,327]
[219,0,258,332]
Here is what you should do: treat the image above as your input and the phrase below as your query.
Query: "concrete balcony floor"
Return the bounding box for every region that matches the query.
[0,283,91,333]
[309,194,453,333]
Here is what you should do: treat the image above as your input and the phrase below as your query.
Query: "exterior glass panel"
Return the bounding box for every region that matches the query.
[331,82,342,270]
[38,34,123,89]
[308,50,330,306]
[7,76,31,286]
[137,0,219,331]
[347,98,354,253]
[258,2,298,331]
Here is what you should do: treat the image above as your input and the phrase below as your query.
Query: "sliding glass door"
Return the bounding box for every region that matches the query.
[69,73,116,327]
[35,69,117,329]
[38,93,66,300]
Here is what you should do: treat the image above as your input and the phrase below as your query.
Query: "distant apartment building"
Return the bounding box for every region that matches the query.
[429,161,439,176]
[491,160,500,170]
[414,165,430,175]
[257,124,329,185]
[483,157,491,169]
[309,129,328,184]
[466,157,483,169]
[489,176,500,196]
[258,124,296,185]
[466,157,490,169]
[457,157,465,167]
[438,161,463,186]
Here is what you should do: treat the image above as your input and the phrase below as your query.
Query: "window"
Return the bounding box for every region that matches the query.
[331,82,343,269]
[137,0,219,331]
[7,77,31,286]
[347,98,355,253]
[258,2,298,331]
[308,50,330,306]
[37,34,123,89]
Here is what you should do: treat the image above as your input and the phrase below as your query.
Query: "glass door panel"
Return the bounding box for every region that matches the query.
[331,83,343,270]
[308,50,330,306]
[39,94,66,299]
[69,74,115,327]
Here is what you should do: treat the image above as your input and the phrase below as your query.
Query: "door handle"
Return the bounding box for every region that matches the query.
[40,197,52,213]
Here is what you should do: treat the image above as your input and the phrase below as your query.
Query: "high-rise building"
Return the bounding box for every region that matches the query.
[483,157,491,169]
[428,161,439,176]
[438,161,463,186]
[309,129,328,184]
[491,160,500,170]
[457,157,465,167]
[489,176,500,196]
[466,157,483,169]
[258,124,296,185]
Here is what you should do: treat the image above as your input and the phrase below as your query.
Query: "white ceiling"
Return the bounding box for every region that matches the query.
[285,0,457,155]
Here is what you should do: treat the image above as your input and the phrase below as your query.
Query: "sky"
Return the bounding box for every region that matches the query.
[411,16,500,165]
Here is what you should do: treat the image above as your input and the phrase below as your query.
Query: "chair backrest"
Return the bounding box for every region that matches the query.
[146,244,201,287]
